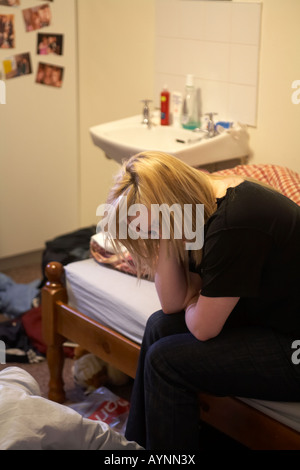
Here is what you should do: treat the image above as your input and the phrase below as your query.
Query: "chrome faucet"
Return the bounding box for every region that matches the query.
[141,99,152,128]
[205,112,218,137]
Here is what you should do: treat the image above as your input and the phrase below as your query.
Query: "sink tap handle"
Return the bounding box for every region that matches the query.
[205,112,218,118]
[205,112,218,137]
[141,99,152,126]
[141,99,152,112]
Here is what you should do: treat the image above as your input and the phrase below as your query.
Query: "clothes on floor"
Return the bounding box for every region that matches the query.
[0,318,44,364]
[0,272,40,318]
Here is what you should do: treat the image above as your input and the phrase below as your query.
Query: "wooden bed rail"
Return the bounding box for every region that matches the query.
[42,261,140,402]
[42,262,68,403]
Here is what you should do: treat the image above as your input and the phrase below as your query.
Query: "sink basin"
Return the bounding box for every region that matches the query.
[90,115,251,167]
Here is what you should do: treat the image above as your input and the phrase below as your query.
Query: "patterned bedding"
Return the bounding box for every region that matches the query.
[213,163,300,205]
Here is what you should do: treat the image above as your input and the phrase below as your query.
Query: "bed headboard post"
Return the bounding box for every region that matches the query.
[42,262,68,403]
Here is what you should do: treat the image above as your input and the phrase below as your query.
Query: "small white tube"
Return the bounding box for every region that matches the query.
[171,91,183,128]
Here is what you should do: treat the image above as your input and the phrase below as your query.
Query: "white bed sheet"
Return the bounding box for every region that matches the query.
[238,398,300,433]
[65,259,300,433]
[65,258,161,344]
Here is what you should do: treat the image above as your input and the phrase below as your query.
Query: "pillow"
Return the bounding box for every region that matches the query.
[90,232,138,276]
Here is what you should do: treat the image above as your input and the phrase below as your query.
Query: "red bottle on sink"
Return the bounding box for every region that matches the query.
[160,86,170,126]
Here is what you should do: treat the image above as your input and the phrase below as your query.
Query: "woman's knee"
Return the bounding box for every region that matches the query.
[143,310,167,345]
[146,309,165,330]
[144,338,172,382]
[144,337,194,390]
[144,309,187,343]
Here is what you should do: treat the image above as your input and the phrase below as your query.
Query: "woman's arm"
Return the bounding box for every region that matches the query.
[154,240,239,336]
[185,295,240,341]
[154,239,202,314]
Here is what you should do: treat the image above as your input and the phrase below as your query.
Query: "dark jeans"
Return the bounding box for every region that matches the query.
[125,309,300,450]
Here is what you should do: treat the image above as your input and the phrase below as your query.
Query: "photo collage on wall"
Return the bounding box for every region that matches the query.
[0,0,64,88]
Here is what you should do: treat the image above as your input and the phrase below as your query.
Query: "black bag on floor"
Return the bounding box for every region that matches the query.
[41,226,96,286]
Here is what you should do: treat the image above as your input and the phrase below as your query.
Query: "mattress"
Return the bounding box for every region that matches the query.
[65,258,161,344]
[65,258,300,433]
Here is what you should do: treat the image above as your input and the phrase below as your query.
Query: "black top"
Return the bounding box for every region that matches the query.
[190,181,300,335]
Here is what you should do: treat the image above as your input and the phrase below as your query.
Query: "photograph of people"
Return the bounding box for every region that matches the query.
[22,4,51,32]
[37,34,64,56]
[3,52,32,79]
[0,14,14,49]
[36,63,64,88]
[0,0,20,6]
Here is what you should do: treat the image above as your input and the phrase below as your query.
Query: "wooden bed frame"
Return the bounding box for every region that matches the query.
[42,261,300,450]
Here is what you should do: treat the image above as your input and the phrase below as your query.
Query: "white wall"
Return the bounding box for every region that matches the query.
[77,0,155,227]
[154,0,262,127]
[239,0,300,172]
[0,0,79,258]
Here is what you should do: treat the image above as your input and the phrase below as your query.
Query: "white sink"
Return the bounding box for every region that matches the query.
[90,115,251,167]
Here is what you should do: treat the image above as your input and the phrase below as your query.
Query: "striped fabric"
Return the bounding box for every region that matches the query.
[213,164,300,206]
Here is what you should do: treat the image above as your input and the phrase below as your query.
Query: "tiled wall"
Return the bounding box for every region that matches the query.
[154,0,262,126]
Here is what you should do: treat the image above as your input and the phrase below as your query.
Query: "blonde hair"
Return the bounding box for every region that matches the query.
[104,151,218,279]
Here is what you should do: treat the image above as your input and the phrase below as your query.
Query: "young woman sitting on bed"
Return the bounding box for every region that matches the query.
[102,151,300,450]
